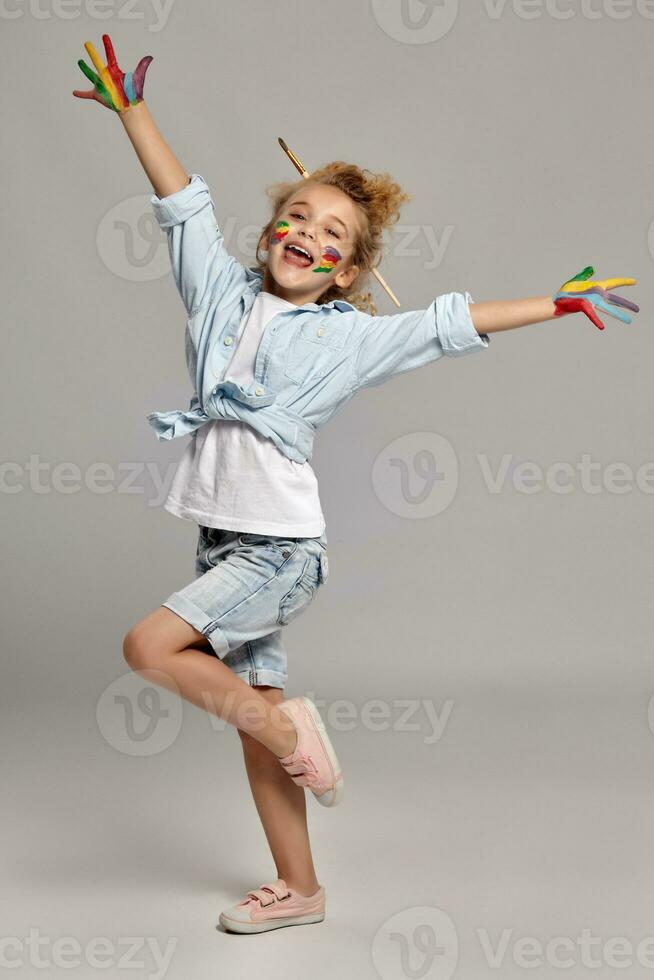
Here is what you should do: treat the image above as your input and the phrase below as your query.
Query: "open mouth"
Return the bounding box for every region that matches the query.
[283,243,314,268]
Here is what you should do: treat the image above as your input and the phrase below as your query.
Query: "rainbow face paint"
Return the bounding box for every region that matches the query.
[73,33,152,113]
[313,245,341,274]
[270,221,290,245]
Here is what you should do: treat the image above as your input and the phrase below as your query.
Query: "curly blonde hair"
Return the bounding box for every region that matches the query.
[254,161,412,316]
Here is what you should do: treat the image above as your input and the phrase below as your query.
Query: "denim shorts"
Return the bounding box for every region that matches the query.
[161,526,329,690]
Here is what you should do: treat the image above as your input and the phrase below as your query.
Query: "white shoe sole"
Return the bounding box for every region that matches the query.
[219,911,325,934]
[299,696,344,807]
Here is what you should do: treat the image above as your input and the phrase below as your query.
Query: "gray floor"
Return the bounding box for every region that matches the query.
[5,677,654,980]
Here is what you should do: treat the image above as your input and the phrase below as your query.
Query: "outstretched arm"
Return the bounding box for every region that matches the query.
[469,266,639,335]
[72,33,188,198]
[469,295,556,335]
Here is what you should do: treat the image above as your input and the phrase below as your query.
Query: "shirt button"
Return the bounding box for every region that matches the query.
[317,328,325,337]
[224,337,234,346]
[255,386,264,395]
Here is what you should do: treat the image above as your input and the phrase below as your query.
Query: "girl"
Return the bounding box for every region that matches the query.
[73,34,639,935]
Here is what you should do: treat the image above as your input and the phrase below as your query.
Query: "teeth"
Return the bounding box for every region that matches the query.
[286,244,312,261]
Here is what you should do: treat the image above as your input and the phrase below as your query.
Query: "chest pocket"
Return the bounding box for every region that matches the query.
[284,320,354,385]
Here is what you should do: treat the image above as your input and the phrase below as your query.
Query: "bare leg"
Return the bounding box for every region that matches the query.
[123,607,297,759]
[237,686,321,898]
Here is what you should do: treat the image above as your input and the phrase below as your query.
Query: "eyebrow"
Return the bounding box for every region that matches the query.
[288,201,349,236]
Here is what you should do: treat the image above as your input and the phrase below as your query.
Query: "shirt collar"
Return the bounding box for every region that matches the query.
[245,267,357,313]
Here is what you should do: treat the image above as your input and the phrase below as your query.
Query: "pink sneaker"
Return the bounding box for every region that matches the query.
[219,878,325,934]
[276,696,344,807]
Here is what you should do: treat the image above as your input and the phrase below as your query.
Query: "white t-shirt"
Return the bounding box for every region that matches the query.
[163,291,326,537]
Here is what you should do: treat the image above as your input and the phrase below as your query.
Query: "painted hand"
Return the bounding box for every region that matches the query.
[72,34,153,113]
[553,266,639,331]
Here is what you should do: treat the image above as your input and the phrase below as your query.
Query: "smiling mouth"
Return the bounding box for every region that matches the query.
[283,243,314,268]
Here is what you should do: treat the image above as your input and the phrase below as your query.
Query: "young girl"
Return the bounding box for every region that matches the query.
[73,35,639,935]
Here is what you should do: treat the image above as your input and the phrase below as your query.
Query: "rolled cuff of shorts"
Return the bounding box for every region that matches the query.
[235,667,287,690]
[162,593,230,658]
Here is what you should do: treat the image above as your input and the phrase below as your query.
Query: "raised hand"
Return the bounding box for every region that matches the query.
[72,34,153,112]
[553,266,639,331]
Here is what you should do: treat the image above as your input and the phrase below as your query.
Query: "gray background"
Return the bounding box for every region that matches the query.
[3,1,654,977]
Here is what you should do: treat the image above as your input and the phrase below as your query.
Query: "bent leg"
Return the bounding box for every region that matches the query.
[122,607,297,759]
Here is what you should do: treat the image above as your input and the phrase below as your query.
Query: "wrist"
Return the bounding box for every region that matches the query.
[118,97,144,114]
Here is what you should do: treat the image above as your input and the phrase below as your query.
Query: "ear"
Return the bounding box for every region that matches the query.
[334,264,360,290]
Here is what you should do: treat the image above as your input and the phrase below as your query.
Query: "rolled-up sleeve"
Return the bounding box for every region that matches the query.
[151,173,244,317]
[351,290,490,391]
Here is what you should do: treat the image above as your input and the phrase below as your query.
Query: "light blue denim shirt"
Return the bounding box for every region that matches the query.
[147,174,491,463]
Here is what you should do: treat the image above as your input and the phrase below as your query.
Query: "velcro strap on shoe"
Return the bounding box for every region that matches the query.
[247,880,289,906]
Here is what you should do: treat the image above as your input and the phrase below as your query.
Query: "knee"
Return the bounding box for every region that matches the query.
[122,627,162,672]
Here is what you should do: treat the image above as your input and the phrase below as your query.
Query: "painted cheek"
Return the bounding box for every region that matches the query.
[313,245,342,274]
[270,221,289,245]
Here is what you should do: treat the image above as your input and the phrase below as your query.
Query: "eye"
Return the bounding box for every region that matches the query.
[327,228,340,239]
[290,212,305,220]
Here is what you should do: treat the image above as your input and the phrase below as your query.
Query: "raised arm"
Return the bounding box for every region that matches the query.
[119,101,189,199]
[72,33,188,197]
[72,34,247,317]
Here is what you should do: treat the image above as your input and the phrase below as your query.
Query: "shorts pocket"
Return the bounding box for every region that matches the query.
[237,533,300,565]
[277,555,321,626]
